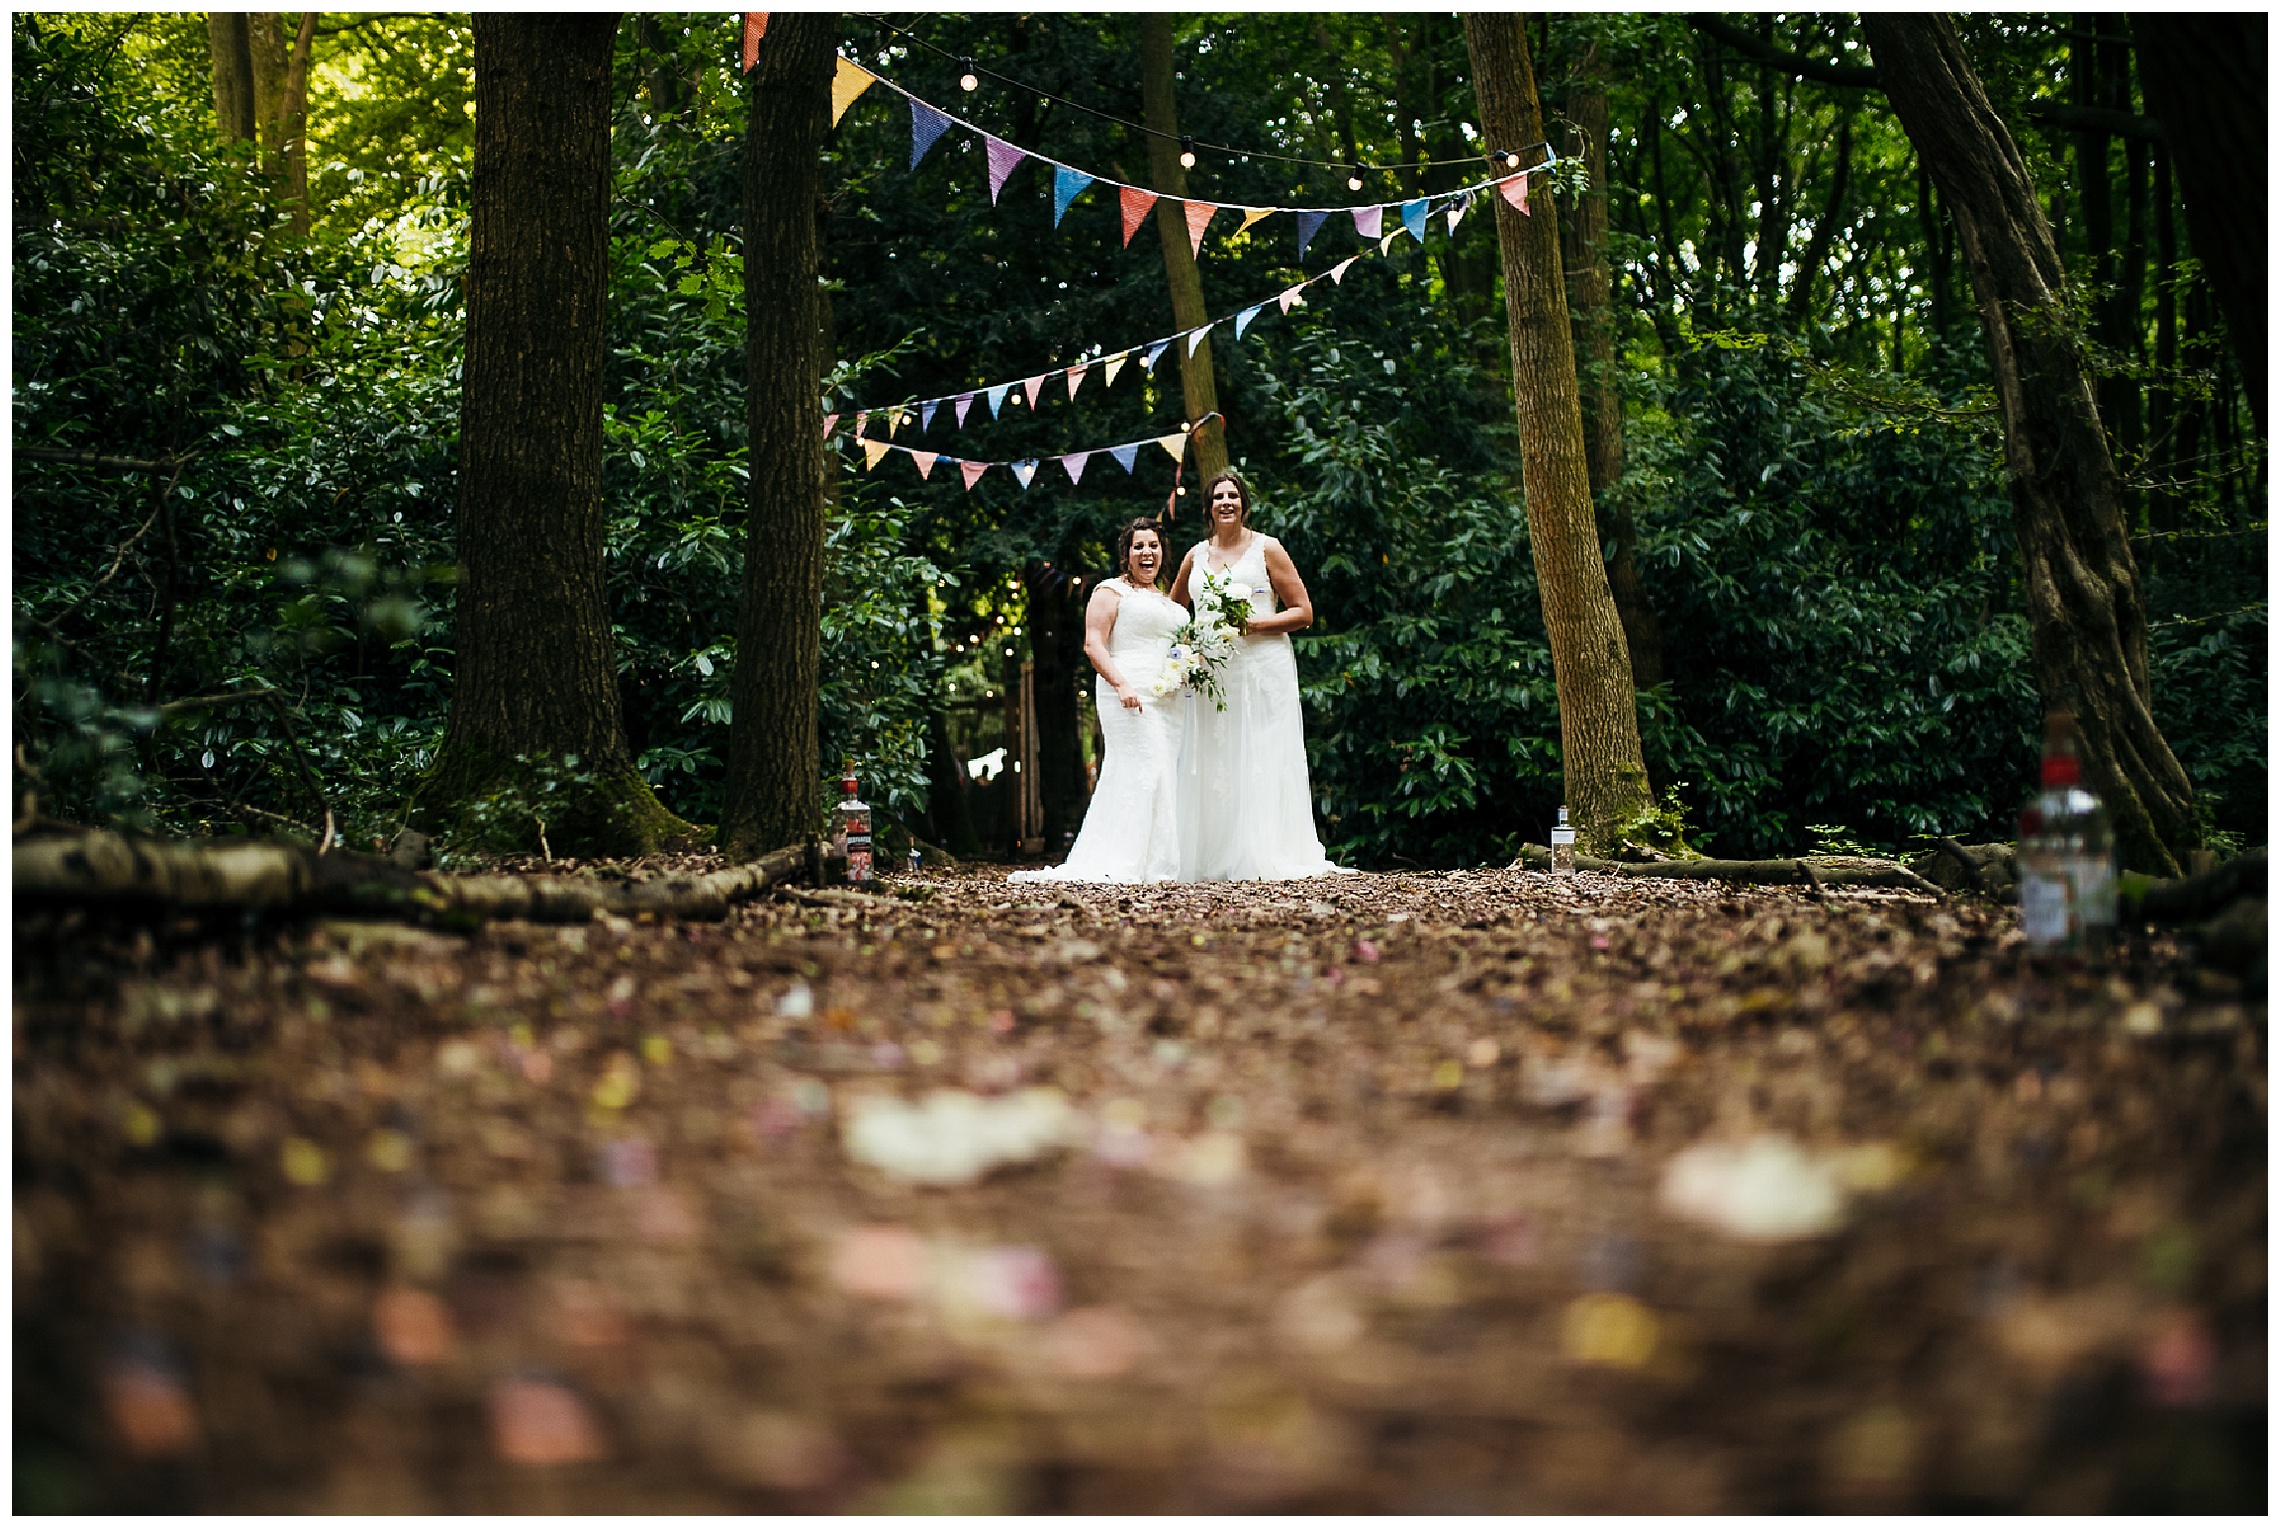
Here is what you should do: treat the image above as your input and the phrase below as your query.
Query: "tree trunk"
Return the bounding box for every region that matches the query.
[415,13,690,857]
[2146,142,2180,539]
[633,15,688,117]
[1862,15,2193,875]
[1463,13,1652,855]
[279,11,316,235]
[246,13,315,230]
[1560,39,1662,691]
[1023,562,1090,850]
[2131,14,2265,433]
[722,13,837,858]
[248,14,288,169]
[923,707,982,858]
[207,14,255,143]
[1137,14,1228,487]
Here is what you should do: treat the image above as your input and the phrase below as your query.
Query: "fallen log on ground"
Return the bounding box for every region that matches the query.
[1512,844,1946,895]
[14,830,808,925]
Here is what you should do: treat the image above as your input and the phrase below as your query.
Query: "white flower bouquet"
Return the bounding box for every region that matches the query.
[1145,567,1255,710]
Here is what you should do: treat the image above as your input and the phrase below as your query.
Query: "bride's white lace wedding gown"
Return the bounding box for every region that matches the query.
[1177,532,1352,881]
[1010,581,1188,884]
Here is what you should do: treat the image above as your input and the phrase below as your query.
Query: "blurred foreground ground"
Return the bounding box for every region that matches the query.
[13,863,2266,1511]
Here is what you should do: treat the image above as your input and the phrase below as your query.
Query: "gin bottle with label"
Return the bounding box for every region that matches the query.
[834,766,873,885]
[2016,711,2114,950]
[1551,806,1577,876]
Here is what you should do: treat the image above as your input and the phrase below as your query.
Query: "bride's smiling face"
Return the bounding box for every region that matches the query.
[1125,529,1163,583]
[1209,479,1246,530]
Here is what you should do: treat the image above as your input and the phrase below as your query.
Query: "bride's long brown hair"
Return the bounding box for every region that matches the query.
[1200,468,1252,526]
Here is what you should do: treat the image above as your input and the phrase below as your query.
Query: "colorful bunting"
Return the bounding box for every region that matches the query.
[1233,304,1263,340]
[909,98,954,168]
[1119,186,1158,247]
[910,449,938,480]
[855,410,869,435]
[1060,451,1090,485]
[1499,172,1530,213]
[1011,459,1038,489]
[985,383,1009,418]
[1183,200,1217,258]
[1380,231,1400,257]
[1277,285,1304,315]
[1352,204,1384,239]
[886,406,906,437]
[1143,340,1170,373]
[1110,443,1140,473]
[1295,209,1329,258]
[1023,373,1046,408]
[1155,432,1189,461]
[1188,322,1214,356]
[830,57,875,127]
[1400,197,1429,243]
[1064,364,1087,400]
[1052,165,1093,228]
[861,438,891,470]
[822,412,839,438]
[1237,206,1274,237]
[1330,257,1357,284]
[1103,352,1129,388]
[954,392,976,427]
[984,135,1026,203]
[920,399,938,432]
[741,12,767,72]
[961,459,988,490]
[1445,193,1472,236]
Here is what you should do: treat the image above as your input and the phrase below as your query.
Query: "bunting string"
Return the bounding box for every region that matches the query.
[841,416,1207,493]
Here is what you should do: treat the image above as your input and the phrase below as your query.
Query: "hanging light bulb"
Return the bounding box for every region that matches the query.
[1500,150,1520,170]
[1346,167,1364,191]
[1179,136,1197,170]
[959,58,979,91]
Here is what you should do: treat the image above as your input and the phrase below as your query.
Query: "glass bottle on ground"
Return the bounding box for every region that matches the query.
[2016,710,2114,951]
[1551,806,1577,876]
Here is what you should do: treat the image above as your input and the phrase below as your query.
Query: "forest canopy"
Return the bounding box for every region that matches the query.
[12,11,2265,868]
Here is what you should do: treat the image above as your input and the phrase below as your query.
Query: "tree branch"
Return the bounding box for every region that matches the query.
[2019,99,2166,143]
[1687,14,1879,89]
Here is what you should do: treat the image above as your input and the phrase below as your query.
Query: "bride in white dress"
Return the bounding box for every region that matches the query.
[1010,519,1188,884]
[1169,471,1352,881]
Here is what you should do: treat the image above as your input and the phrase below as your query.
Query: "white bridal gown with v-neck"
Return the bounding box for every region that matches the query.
[1177,531,1352,882]
[1010,580,1188,884]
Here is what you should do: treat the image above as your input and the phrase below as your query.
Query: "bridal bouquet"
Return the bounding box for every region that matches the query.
[1145,568,1255,710]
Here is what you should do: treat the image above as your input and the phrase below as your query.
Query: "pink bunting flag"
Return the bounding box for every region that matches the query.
[1352,204,1384,239]
[984,136,1026,204]
[1498,172,1530,213]
[854,410,869,435]
[953,392,975,427]
[1060,452,1090,485]
[1119,185,1158,248]
[960,459,988,490]
[1024,374,1046,409]
[822,412,840,438]
[909,450,938,480]
[1277,286,1305,315]
[1183,200,1217,257]
[1065,364,1087,401]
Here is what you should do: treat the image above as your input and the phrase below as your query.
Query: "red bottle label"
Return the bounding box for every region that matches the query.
[2041,754,2081,787]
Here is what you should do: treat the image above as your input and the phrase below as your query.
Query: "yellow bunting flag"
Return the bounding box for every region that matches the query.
[1103,352,1129,388]
[861,438,891,470]
[830,57,876,127]
[1155,432,1189,461]
[1237,206,1274,237]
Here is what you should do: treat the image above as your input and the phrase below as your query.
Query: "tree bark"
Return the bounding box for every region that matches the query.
[206,14,255,143]
[723,13,836,858]
[1863,15,2192,875]
[2130,14,2265,433]
[923,706,982,858]
[416,13,690,857]
[279,11,316,235]
[1464,13,1652,855]
[1023,562,1090,849]
[1137,14,1228,487]
[1560,38,1662,691]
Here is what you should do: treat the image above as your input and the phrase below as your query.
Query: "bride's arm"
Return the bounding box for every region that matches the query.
[1082,583,1145,710]
[1251,538,1314,634]
[1169,548,1197,609]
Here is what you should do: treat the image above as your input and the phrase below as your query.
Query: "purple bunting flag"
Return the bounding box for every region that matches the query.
[984,135,1026,204]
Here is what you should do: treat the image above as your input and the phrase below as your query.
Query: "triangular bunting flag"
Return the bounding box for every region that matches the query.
[822,413,840,438]
[1330,257,1357,284]
[1233,304,1263,340]
[860,438,891,470]
[1499,172,1530,213]
[984,136,1026,204]
[1238,206,1273,237]
[961,459,988,490]
[886,406,905,438]
[1103,352,1129,388]
[920,400,938,432]
[1064,364,1087,401]
[1023,374,1045,408]
[1011,459,1038,489]
[954,392,976,427]
[1445,193,1472,236]
[1295,209,1329,258]
[1109,443,1140,473]
[1380,231,1400,256]
[985,383,1010,418]
[1156,432,1189,461]
[1352,204,1384,239]
[909,98,953,168]
[854,410,869,435]
[830,57,875,127]
[909,450,938,480]
[742,12,767,72]
[1143,340,1170,373]
[1401,197,1429,243]
[1119,185,1158,247]
[1183,200,1217,257]
[1277,285,1304,315]
[1052,165,1093,228]
[1060,452,1090,485]
[1187,322,1214,356]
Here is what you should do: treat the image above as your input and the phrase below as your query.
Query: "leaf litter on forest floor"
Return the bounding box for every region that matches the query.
[12,862,2264,1511]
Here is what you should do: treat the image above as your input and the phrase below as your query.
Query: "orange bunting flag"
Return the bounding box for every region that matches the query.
[830,57,876,127]
[741,13,768,71]
[1119,185,1158,248]
[909,450,938,480]
[1498,172,1530,213]
[960,459,988,490]
[860,438,891,470]
[1183,199,1217,257]
[1065,364,1087,401]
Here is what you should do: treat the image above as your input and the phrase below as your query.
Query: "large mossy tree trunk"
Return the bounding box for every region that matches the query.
[721,13,836,858]
[1138,13,1227,487]
[415,13,693,858]
[1463,13,1652,855]
[1560,35,1663,693]
[1023,561,1090,850]
[1864,15,2192,875]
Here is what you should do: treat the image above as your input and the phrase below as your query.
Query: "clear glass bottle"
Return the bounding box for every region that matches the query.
[1551,805,1577,875]
[834,766,873,885]
[2016,710,2114,951]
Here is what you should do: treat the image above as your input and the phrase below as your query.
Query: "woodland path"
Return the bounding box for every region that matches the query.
[13,863,2265,1511]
